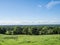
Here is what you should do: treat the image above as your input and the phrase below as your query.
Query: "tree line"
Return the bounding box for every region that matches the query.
[0,25,60,35]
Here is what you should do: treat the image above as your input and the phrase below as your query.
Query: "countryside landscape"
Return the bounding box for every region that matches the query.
[0,25,60,45]
[0,0,60,45]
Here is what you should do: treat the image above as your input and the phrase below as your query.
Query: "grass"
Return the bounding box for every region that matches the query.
[0,34,60,45]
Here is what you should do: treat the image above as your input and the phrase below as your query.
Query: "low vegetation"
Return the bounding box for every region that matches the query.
[0,34,60,45]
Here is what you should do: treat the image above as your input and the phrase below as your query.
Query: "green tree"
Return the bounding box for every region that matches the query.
[13,26,23,34]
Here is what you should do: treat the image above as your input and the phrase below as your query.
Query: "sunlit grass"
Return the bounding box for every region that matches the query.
[0,34,60,45]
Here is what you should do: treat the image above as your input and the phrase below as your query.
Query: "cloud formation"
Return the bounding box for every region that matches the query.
[45,0,60,9]
[0,20,60,25]
[38,0,60,9]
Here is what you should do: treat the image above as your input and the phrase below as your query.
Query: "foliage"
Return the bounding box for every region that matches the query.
[0,25,60,35]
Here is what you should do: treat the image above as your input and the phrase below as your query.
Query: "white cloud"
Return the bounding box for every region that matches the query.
[0,20,60,25]
[45,0,60,9]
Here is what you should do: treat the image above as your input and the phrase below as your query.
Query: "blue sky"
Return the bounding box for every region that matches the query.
[0,0,60,25]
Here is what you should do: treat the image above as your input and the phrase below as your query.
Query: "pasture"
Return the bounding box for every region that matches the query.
[0,34,60,45]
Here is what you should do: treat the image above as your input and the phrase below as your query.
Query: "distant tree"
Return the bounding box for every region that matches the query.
[0,27,6,34]
[13,26,23,34]
[31,27,39,35]
[23,26,29,34]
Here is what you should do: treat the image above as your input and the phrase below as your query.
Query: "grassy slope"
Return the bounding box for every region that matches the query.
[0,34,60,45]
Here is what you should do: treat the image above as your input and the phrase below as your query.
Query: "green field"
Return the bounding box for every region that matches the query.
[0,34,60,45]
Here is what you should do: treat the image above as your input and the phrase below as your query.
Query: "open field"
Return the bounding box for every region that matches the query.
[0,34,60,45]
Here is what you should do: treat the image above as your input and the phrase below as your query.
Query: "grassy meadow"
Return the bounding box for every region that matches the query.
[0,34,60,45]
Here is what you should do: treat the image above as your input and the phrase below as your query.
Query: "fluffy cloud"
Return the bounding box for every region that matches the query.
[45,0,60,9]
[38,0,60,9]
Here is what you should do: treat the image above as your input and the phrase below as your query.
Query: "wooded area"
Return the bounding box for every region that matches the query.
[0,25,60,35]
